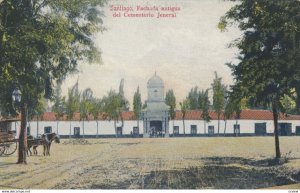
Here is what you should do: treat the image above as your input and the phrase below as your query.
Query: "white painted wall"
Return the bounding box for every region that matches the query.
[170,119,300,135]
[11,119,300,138]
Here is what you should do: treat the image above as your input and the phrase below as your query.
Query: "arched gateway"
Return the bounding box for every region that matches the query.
[141,73,170,137]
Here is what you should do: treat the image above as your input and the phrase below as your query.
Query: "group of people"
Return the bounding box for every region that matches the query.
[149,127,164,138]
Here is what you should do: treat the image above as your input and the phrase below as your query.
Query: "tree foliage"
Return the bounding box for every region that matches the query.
[133,86,142,126]
[52,80,66,119]
[201,89,211,123]
[0,0,106,164]
[165,89,176,120]
[219,0,300,158]
[0,0,106,114]
[65,81,80,120]
[211,72,226,134]
[179,99,190,136]
[187,87,206,110]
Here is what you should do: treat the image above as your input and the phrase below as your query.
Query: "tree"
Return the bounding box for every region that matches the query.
[223,94,244,136]
[280,93,297,114]
[165,89,176,127]
[34,97,47,136]
[103,90,123,137]
[0,0,106,164]
[187,87,199,110]
[52,80,66,134]
[133,86,142,128]
[211,72,226,135]
[179,99,190,136]
[219,0,300,158]
[65,82,81,138]
[201,89,211,134]
[80,88,94,138]
[118,79,129,131]
[90,97,104,138]
[187,87,206,110]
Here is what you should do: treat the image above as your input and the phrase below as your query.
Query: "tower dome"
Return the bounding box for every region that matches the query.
[147,72,164,101]
[147,73,164,88]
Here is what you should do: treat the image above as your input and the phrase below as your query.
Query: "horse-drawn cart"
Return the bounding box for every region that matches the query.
[0,119,18,156]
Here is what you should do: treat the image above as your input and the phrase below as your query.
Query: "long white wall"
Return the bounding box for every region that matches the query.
[171,119,300,134]
[11,119,300,138]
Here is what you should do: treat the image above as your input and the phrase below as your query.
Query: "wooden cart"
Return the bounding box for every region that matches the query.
[0,120,18,156]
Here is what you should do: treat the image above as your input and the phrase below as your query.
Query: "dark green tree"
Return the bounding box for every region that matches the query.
[201,89,211,134]
[133,86,142,128]
[211,72,226,135]
[179,99,190,136]
[90,97,105,138]
[0,0,106,164]
[165,89,176,127]
[118,79,129,132]
[223,93,244,136]
[219,0,300,158]
[187,87,206,110]
[52,80,66,134]
[103,90,123,137]
[187,87,199,110]
[65,81,80,138]
[80,88,94,138]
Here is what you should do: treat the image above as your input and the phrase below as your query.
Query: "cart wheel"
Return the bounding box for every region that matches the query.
[3,142,17,155]
[0,146,5,156]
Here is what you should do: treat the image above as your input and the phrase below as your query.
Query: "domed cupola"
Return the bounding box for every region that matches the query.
[147,73,164,88]
[147,72,165,102]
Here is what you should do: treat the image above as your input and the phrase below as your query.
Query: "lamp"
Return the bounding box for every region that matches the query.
[12,88,22,103]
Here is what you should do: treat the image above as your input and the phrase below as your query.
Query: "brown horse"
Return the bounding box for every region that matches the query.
[41,133,60,156]
[27,135,43,156]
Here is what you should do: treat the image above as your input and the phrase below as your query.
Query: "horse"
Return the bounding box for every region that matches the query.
[27,135,43,156]
[41,133,60,156]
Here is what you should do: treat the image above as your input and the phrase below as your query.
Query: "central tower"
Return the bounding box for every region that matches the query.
[142,73,169,137]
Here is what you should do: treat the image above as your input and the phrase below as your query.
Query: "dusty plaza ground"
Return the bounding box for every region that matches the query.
[0,137,300,189]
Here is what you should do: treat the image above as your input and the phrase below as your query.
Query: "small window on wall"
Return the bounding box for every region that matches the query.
[133,127,139,135]
[44,126,52,134]
[255,123,267,135]
[278,123,292,136]
[234,124,240,136]
[27,126,31,135]
[117,127,123,136]
[74,127,80,138]
[173,126,179,135]
[208,126,214,135]
[296,126,300,136]
[191,125,197,135]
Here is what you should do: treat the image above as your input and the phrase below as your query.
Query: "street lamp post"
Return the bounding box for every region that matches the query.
[12,89,21,104]
[12,88,28,164]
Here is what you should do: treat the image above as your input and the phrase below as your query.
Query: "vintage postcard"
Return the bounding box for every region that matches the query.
[0,0,300,191]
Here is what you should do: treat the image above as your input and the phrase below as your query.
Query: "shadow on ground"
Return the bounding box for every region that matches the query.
[60,156,300,189]
[136,157,300,189]
[199,156,290,167]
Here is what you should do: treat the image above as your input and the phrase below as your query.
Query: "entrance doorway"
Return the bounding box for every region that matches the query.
[150,121,163,137]
[278,123,292,136]
[74,127,80,138]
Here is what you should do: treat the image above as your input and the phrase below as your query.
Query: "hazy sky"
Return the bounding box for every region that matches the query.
[61,0,241,108]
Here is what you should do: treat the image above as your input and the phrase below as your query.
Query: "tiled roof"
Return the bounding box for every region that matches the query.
[30,109,300,121]
[41,112,57,121]
[174,110,300,121]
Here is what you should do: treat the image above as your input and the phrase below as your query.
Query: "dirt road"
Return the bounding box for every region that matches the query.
[0,137,300,189]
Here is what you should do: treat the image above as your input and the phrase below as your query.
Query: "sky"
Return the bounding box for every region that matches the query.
[61,0,241,109]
